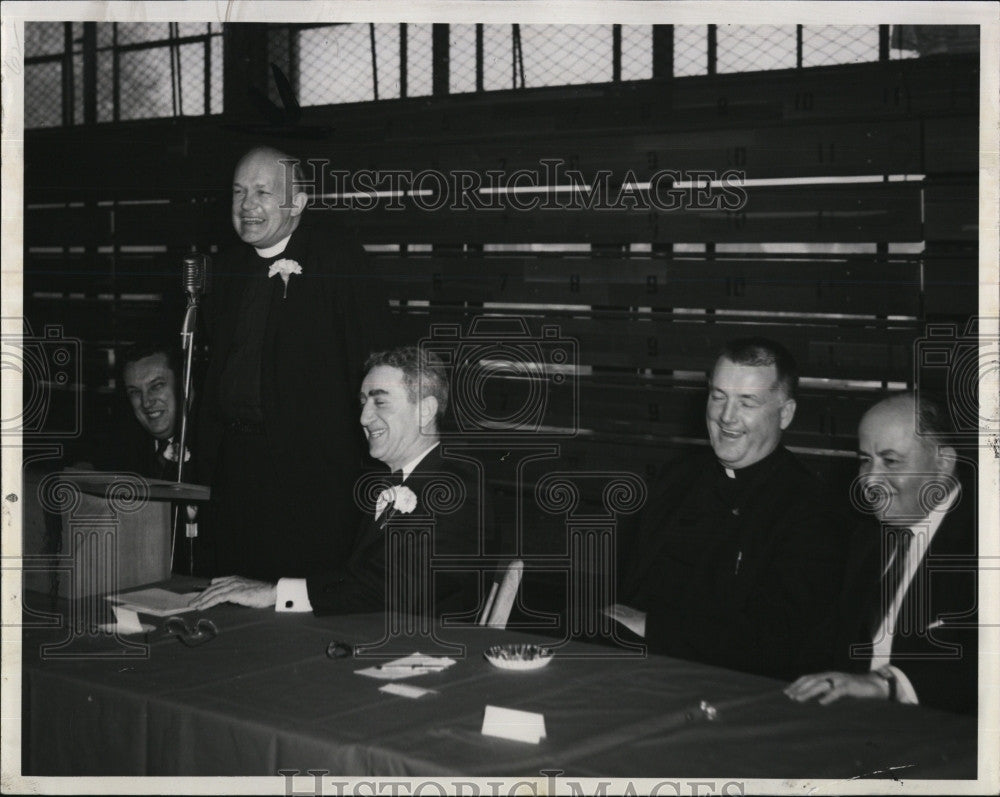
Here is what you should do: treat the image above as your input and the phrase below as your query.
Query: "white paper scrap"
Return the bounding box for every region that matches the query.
[481,705,547,744]
[108,606,145,634]
[355,652,457,681]
[379,683,435,699]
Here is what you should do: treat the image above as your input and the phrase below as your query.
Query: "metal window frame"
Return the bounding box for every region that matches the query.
[24,21,223,127]
[24,23,900,125]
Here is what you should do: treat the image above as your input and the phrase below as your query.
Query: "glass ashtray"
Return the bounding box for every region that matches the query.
[484,643,554,671]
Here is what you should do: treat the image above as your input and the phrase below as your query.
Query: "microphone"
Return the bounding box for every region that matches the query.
[182,251,211,298]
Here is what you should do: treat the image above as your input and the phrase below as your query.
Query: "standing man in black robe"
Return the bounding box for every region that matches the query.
[198,145,392,580]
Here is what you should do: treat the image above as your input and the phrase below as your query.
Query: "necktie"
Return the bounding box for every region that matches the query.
[153,438,172,480]
[867,527,913,638]
[883,527,913,593]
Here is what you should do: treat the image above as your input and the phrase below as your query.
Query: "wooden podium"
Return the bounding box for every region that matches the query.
[25,470,209,599]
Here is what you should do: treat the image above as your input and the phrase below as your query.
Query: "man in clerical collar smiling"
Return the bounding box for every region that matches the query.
[192,346,481,619]
[606,338,846,681]
[705,343,796,475]
[198,145,394,584]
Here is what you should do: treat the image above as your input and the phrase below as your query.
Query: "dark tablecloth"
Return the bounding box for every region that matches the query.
[20,581,977,778]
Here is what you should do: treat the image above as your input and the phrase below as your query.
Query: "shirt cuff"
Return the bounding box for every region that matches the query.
[885,665,919,705]
[275,578,313,613]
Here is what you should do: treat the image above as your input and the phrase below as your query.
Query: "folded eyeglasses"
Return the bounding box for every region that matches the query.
[165,616,219,647]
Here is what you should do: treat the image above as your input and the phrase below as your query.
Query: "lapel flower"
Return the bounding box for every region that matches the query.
[161,440,191,463]
[268,258,302,299]
[375,485,418,528]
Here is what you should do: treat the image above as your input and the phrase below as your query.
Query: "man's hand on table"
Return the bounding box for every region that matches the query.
[189,576,277,610]
[784,671,890,706]
[602,603,647,638]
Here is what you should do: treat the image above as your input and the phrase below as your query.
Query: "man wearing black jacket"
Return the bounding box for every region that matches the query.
[106,342,191,482]
[192,346,482,621]
[786,393,977,714]
[198,146,393,581]
[606,338,847,680]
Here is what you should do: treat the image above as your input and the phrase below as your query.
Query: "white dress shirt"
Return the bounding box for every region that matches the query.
[870,487,959,704]
[275,443,440,612]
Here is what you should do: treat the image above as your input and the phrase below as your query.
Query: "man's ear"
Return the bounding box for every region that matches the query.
[290,190,308,217]
[779,397,797,431]
[935,444,958,477]
[419,395,438,432]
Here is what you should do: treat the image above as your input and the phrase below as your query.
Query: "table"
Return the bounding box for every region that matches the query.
[20,581,978,779]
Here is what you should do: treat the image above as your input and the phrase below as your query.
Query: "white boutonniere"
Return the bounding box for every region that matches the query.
[161,441,191,463]
[268,258,302,298]
[375,485,418,528]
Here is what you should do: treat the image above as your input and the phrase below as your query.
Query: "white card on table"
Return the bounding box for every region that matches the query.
[379,683,435,699]
[481,705,547,744]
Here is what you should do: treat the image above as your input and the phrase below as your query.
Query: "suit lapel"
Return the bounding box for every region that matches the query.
[895,494,975,635]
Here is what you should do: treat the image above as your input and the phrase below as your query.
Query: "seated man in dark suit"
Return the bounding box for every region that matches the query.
[95,341,192,481]
[82,341,200,573]
[605,337,847,680]
[191,345,483,619]
[785,393,977,713]
[119,342,192,479]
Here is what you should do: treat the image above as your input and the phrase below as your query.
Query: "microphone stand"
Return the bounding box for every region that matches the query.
[172,268,202,575]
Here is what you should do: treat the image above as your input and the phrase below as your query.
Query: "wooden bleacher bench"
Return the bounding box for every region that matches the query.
[23,53,978,521]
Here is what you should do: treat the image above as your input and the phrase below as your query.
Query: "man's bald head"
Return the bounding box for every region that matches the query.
[231,146,308,249]
[857,392,957,524]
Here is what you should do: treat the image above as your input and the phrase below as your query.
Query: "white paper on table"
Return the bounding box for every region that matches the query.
[98,606,152,635]
[379,682,436,699]
[112,606,144,633]
[107,587,200,617]
[354,652,457,681]
[481,705,547,744]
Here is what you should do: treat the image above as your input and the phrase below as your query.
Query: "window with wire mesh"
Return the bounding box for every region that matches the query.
[103,23,223,121]
[717,26,798,73]
[24,21,222,128]
[674,25,709,77]
[712,25,974,70]
[802,26,880,67]
[287,23,421,105]
[889,25,978,59]
[290,23,653,103]
[25,23,978,126]
[24,22,74,128]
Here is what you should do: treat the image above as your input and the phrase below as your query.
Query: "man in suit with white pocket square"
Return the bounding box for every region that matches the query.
[786,392,978,714]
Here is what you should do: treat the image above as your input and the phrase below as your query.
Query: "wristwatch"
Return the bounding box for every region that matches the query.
[874,666,898,702]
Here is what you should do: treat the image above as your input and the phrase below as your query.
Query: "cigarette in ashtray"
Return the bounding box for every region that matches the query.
[488,644,552,660]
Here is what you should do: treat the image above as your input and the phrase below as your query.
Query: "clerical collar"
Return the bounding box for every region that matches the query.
[717,445,783,482]
[398,441,440,482]
[254,234,292,259]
